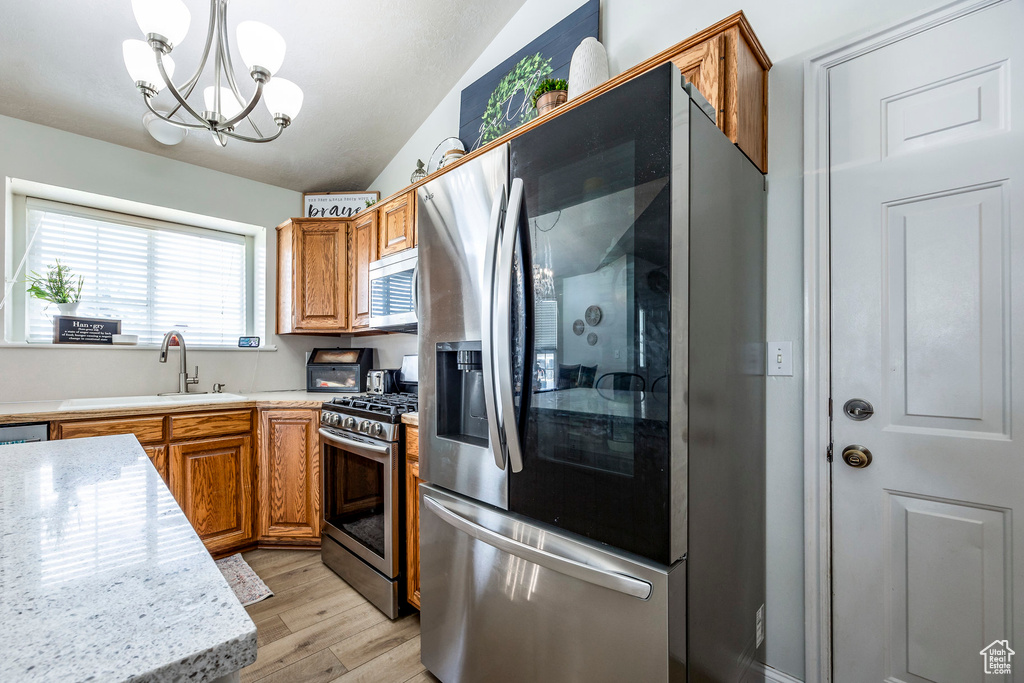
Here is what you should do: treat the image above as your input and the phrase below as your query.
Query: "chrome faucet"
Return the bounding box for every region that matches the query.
[159,330,201,394]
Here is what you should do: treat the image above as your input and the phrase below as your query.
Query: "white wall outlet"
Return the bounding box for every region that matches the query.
[766,341,793,376]
[756,604,765,648]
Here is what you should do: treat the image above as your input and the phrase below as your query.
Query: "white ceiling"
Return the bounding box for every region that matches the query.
[0,0,525,192]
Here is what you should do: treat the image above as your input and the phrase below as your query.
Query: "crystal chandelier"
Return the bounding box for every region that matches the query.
[122,0,303,146]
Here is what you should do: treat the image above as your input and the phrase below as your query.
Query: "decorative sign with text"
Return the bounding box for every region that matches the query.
[53,316,121,345]
[303,191,380,218]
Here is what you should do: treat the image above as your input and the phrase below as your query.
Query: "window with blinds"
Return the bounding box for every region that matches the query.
[24,201,250,346]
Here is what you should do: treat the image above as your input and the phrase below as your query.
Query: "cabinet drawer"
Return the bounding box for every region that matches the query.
[55,416,166,444]
[406,425,419,462]
[171,410,252,440]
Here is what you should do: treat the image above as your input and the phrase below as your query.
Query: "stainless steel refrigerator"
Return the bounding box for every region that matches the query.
[416,64,766,683]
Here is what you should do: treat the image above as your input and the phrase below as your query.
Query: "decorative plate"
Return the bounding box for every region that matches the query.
[573,319,585,336]
[585,305,603,326]
[428,137,467,174]
[587,332,598,346]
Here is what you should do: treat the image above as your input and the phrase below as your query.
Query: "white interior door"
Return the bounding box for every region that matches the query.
[830,2,1024,681]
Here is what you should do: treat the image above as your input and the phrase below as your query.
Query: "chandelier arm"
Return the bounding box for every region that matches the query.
[219,81,267,130]
[156,52,212,129]
[143,97,209,130]
[220,125,285,144]
[216,3,266,138]
[166,0,219,119]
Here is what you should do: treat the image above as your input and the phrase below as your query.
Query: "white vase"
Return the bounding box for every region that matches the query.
[56,302,79,317]
[567,37,610,100]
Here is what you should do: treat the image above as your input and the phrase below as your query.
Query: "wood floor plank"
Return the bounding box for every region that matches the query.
[329,615,421,671]
[247,649,348,683]
[256,614,291,648]
[241,602,389,682]
[244,548,323,580]
[246,570,351,623]
[328,636,425,683]
[263,560,337,594]
[278,582,368,633]
[404,672,441,683]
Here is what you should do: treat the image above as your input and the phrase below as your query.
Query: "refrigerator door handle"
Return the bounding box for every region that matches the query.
[411,262,420,322]
[423,495,653,600]
[495,177,525,473]
[481,186,507,470]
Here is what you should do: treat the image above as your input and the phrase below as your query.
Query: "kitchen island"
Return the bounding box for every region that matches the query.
[0,434,256,682]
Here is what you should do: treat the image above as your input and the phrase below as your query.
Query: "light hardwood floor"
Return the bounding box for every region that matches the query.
[240,548,439,683]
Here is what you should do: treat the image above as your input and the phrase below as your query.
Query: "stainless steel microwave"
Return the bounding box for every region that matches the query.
[368,249,418,332]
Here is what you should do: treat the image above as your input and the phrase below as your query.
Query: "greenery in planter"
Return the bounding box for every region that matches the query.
[365,198,378,208]
[531,78,569,109]
[480,53,553,144]
[26,259,84,304]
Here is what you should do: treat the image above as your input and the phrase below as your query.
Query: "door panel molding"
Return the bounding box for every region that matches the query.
[802,2,1007,681]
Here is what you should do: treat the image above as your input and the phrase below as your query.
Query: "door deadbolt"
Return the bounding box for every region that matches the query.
[843,399,874,421]
[842,445,872,469]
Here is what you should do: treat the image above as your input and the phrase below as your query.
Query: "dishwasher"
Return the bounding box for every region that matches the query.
[0,422,49,445]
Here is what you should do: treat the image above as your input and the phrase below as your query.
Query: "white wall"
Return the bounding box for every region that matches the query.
[0,114,332,402]
[366,0,941,678]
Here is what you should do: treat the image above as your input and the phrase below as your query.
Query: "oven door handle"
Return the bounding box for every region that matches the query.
[318,428,391,463]
[481,184,507,470]
[423,495,652,600]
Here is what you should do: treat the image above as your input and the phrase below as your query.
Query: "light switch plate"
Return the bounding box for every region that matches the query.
[767,341,793,376]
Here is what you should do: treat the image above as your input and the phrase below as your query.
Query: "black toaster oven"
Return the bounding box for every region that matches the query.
[306,348,373,393]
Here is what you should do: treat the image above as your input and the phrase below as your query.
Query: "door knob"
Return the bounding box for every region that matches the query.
[842,445,872,468]
[843,399,874,421]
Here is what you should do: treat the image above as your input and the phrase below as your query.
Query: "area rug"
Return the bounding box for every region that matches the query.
[215,553,274,607]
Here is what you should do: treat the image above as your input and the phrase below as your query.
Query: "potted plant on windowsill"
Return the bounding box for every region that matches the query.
[27,259,84,316]
[532,78,569,116]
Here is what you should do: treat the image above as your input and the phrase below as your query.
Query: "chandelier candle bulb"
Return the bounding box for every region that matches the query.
[203,86,244,122]
[236,21,286,75]
[131,0,191,49]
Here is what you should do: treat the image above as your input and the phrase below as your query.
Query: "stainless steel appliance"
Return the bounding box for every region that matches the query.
[365,369,395,395]
[306,348,372,393]
[0,422,48,445]
[418,64,766,682]
[368,249,418,331]
[319,393,418,618]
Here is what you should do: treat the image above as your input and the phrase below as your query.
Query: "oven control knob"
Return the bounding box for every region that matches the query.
[329,413,340,426]
[359,420,372,433]
[371,423,384,438]
[343,417,356,429]
[322,413,334,426]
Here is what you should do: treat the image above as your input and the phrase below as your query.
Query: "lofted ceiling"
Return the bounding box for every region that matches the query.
[0,0,525,192]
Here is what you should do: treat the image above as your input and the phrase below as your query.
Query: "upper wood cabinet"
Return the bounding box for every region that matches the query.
[350,209,378,330]
[277,218,349,334]
[170,434,254,556]
[378,191,416,258]
[256,409,321,543]
[670,14,769,172]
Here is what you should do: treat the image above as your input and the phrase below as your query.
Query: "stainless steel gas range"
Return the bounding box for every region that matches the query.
[318,393,417,618]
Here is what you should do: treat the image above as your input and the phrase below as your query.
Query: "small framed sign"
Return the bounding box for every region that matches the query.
[303,191,380,218]
[53,316,121,345]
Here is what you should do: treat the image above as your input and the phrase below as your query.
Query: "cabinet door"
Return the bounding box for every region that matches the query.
[257,409,320,542]
[295,221,349,331]
[170,435,254,554]
[405,425,421,609]
[350,210,377,329]
[378,192,416,257]
[144,445,169,484]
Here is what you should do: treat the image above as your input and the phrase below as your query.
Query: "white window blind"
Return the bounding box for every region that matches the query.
[25,202,248,346]
[535,299,558,349]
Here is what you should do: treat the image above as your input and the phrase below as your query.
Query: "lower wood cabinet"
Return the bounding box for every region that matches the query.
[257,409,321,544]
[404,424,422,609]
[170,435,254,556]
[144,445,168,483]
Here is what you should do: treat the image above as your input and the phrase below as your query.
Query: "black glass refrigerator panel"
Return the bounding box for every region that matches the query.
[508,66,673,564]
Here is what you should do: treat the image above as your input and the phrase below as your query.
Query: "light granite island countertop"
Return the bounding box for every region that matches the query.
[0,434,256,682]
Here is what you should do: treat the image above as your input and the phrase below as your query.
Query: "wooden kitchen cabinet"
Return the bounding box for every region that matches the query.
[170,434,254,556]
[378,191,416,258]
[256,409,321,544]
[349,209,378,330]
[277,218,350,334]
[670,13,770,172]
[404,424,422,609]
[144,445,169,484]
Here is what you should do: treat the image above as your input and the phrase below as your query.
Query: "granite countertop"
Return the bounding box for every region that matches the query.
[0,434,256,682]
[0,389,329,425]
